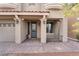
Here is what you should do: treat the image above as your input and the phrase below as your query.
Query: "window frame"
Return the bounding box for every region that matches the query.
[28,3,35,6]
[46,21,53,33]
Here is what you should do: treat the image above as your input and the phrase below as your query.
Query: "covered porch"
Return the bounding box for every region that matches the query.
[15,15,67,44]
[0,11,67,44]
[23,18,63,43]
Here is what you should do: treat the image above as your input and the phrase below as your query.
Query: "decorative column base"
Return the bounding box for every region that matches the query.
[62,36,68,42]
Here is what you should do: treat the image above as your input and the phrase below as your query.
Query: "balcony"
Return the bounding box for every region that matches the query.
[45,4,63,10]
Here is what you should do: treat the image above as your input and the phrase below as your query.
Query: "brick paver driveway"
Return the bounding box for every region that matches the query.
[0,39,79,56]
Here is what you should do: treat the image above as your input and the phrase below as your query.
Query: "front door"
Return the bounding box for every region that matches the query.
[31,22,37,38]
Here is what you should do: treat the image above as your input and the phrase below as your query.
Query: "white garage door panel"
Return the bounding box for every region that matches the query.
[0,23,15,42]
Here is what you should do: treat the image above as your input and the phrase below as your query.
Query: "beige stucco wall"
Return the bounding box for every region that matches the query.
[0,4,21,11]
[15,19,21,43]
[48,10,64,18]
[23,4,42,11]
[60,18,68,42]
[0,3,63,12]
[21,21,26,42]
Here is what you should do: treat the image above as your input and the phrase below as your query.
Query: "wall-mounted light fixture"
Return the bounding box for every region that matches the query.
[15,19,19,24]
[43,21,46,24]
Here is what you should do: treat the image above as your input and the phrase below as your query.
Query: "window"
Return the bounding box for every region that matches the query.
[0,23,15,27]
[32,24,36,31]
[46,21,53,33]
[13,23,15,27]
[29,3,35,6]
[8,23,11,27]
[3,23,6,27]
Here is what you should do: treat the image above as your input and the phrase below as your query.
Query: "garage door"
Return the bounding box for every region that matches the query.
[0,23,15,42]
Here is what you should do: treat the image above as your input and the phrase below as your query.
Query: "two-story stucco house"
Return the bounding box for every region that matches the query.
[0,3,67,44]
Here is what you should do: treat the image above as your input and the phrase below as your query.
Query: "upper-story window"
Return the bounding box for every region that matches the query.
[29,3,35,6]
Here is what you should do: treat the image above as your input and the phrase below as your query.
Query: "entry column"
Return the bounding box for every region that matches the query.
[40,15,47,43]
[61,18,68,42]
[15,17,26,44]
[15,18,22,44]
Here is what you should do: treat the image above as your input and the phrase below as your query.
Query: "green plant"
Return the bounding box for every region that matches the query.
[72,22,79,40]
[76,32,79,40]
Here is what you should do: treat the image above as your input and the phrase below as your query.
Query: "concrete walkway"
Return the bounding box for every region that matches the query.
[0,39,79,55]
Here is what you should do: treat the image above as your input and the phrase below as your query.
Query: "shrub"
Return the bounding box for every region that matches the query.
[76,32,79,40]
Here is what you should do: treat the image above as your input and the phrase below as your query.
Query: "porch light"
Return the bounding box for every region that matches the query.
[43,21,46,24]
[15,19,19,24]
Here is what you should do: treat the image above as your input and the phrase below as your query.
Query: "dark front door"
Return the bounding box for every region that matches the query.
[31,22,37,38]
